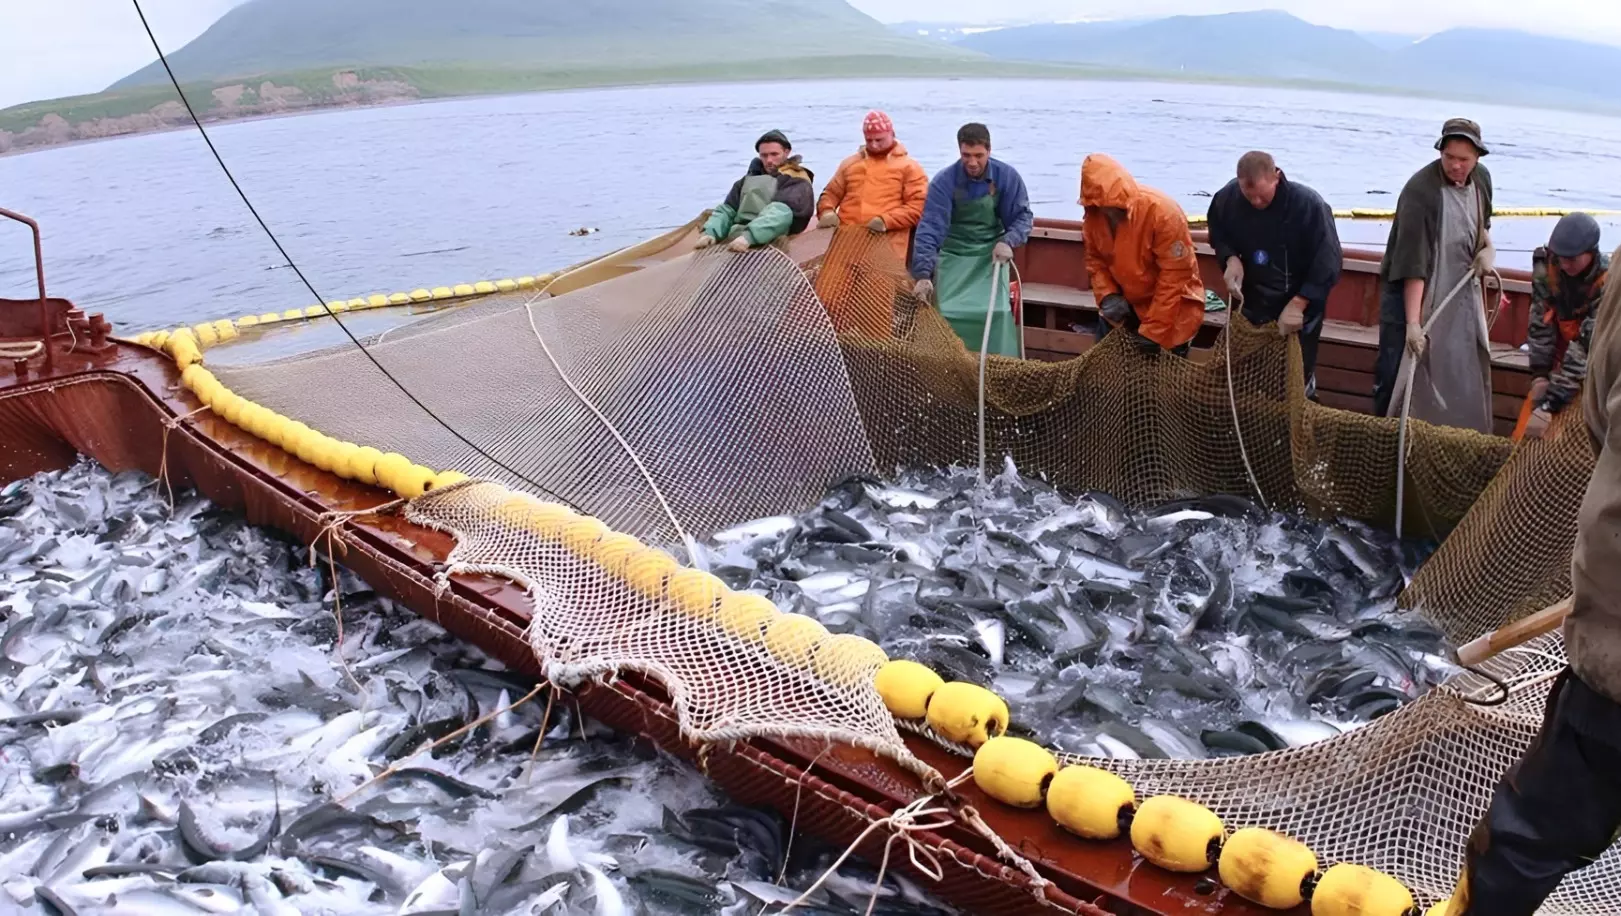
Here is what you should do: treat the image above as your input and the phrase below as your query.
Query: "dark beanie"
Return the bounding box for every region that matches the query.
[756,129,791,151]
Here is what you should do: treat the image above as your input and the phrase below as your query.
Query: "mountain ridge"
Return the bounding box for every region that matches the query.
[950,12,1621,107]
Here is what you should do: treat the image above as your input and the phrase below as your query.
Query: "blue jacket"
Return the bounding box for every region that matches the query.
[909,158,1034,280]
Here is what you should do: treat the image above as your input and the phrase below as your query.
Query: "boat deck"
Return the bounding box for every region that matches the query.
[0,291,1278,916]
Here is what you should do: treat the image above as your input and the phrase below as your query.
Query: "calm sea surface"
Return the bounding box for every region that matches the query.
[5,77,1621,333]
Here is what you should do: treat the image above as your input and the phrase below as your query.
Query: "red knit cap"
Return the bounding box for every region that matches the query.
[863,110,894,139]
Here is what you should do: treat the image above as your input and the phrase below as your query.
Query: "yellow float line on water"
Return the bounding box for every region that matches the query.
[1188,206,1621,226]
[133,266,1441,916]
[127,271,558,348]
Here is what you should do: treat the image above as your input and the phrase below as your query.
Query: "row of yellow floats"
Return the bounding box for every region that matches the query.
[130,278,1456,916]
[1187,205,1619,226]
[129,272,558,352]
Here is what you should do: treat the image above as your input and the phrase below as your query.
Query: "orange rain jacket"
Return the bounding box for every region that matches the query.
[1079,154,1205,351]
[818,142,929,264]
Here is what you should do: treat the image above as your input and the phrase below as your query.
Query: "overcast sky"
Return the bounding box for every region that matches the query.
[5,0,1620,111]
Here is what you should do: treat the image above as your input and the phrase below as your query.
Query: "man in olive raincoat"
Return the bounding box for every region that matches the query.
[910,123,1033,358]
[696,130,816,253]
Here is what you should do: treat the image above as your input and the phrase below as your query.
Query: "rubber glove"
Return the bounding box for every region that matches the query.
[817,212,840,229]
[1099,293,1132,325]
[1405,322,1427,359]
[913,278,935,302]
[1473,235,1496,277]
[1524,408,1553,440]
[1529,377,1550,406]
[1223,257,1245,302]
[694,234,717,249]
[868,217,887,233]
[728,235,752,253]
[992,241,1014,264]
[1278,298,1306,336]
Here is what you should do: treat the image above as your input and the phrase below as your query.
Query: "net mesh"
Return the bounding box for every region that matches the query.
[211,229,1609,912]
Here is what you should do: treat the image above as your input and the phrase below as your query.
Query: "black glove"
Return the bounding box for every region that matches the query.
[1100,294,1131,325]
[1129,330,1161,354]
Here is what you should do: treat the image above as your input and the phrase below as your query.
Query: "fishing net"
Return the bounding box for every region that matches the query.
[209,229,1607,911]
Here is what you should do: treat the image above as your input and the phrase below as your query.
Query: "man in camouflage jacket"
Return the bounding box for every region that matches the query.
[1520,212,1609,440]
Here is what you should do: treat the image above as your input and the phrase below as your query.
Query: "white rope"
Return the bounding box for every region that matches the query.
[1222,294,1269,511]
[777,767,977,915]
[521,284,703,566]
[976,262,1005,485]
[0,341,44,359]
[1394,269,1480,536]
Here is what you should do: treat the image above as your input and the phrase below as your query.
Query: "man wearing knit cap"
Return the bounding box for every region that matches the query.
[697,129,816,253]
[1515,212,1609,440]
[817,110,928,263]
[812,111,929,336]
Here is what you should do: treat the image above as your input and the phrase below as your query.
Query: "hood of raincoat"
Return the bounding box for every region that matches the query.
[1079,153,1140,211]
[776,155,814,184]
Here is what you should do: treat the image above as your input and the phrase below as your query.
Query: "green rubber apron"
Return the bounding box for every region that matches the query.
[936,190,1019,358]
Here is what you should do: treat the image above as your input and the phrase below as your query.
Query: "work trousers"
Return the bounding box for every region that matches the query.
[1241,299,1323,401]
[1457,669,1621,915]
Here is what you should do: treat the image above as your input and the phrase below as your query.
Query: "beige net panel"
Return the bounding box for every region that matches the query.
[399,481,915,758]
[1401,411,1596,643]
[210,229,1612,911]
[214,250,879,545]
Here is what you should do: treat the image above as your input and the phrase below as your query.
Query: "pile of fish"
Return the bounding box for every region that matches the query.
[701,459,1460,760]
[0,460,958,915]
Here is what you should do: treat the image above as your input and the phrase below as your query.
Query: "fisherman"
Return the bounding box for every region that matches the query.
[1207,151,1343,396]
[1515,212,1609,441]
[910,122,1033,358]
[1371,118,1496,431]
[813,110,928,337]
[1444,242,1621,916]
[695,130,816,253]
[816,110,928,261]
[1080,153,1205,356]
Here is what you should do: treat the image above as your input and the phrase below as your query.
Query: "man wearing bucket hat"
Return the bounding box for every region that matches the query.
[696,130,816,253]
[1515,212,1609,440]
[1371,117,1497,433]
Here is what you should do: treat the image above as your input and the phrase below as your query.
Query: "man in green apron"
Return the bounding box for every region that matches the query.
[910,123,1034,358]
[696,130,816,253]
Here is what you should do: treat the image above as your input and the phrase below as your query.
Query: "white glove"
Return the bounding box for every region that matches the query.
[817,211,840,229]
[992,242,1014,264]
[694,234,717,249]
[1278,299,1306,337]
[1405,322,1427,359]
[867,217,887,233]
[728,235,752,253]
[1473,235,1496,277]
[1223,257,1244,301]
[913,278,935,302]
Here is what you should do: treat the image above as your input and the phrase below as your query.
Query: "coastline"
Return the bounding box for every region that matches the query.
[6,58,1621,160]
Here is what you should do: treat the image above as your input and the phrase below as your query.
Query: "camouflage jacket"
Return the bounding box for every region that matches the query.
[1528,246,1610,412]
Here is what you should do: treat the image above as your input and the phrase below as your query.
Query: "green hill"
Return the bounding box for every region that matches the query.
[1,0,1013,155]
[112,0,965,89]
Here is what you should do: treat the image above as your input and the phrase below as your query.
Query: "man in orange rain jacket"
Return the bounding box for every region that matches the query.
[1080,153,1205,355]
[818,111,928,263]
[812,111,928,337]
